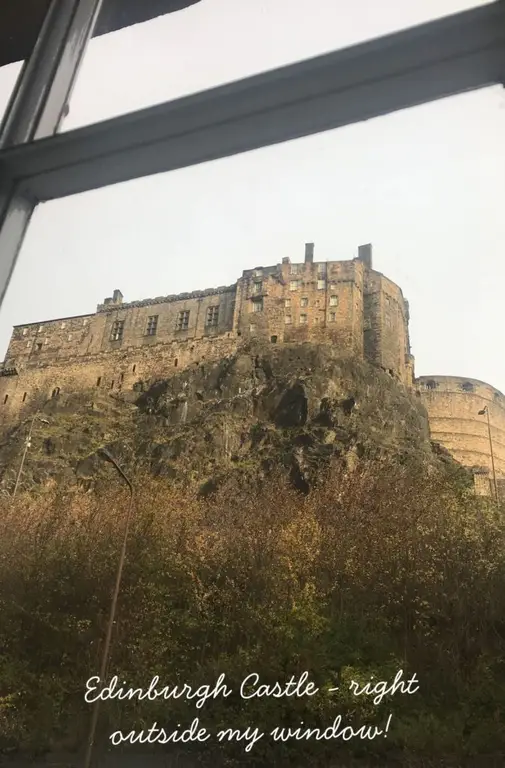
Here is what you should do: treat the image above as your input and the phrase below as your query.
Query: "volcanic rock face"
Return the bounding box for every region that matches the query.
[0,342,468,496]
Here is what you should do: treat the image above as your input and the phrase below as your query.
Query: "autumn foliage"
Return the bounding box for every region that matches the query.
[0,458,504,766]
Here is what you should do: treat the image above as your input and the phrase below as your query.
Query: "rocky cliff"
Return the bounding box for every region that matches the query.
[0,342,471,496]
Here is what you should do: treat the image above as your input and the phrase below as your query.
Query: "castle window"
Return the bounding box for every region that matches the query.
[96,377,102,386]
[22,328,27,336]
[285,315,292,324]
[330,295,338,306]
[206,306,219,327]
[174,359,178,367]
[289,280,299,291]
[3,395,8,404]
[36,343,42,351]
[253,269,263,277]
[300,314,308,324]
[301,297,308,307]
[329,312,336,322]
[461,381,474,392]
[252,299,263,313]
[146,315,158,336]
[176,310,190,330]
[425,379,437,390]
[22,392,27,402]
[252,281,262,295]
[284,298,291,309]
[317,263,327,275]
[317,279,326,290]
[38,325,43,333]
[51,387,60,398]
[132,365,136,373]
[290,265,299,275]
[271,335,278,344]
[110,320,124,341]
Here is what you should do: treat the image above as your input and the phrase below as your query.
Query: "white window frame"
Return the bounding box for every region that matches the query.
[0,1,503,312]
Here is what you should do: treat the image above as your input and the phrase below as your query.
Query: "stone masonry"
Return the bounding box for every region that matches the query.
[0,241,502,497]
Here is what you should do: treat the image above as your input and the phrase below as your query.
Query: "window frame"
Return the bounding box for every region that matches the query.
[0,1,503,312]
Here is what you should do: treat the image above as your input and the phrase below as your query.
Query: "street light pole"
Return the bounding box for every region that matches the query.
[83,449,134,768]
[478,406,498,502]
[12,411,38,498]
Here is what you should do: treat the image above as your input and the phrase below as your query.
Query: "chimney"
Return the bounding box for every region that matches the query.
[358,243,372,269]
[112,289,123,305]
[305,242,314,263]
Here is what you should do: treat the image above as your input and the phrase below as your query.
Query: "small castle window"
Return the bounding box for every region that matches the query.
[3,395,8,404]
[461,381,474,392]
[290,265,299,275]
[285,315,292,324]
[132,365,136,373]
[206,306,219,327]
[22,328,27,336]
[176,310,190,331]
[271,336,278,344]
[174,359,178,367]
[317,280,325,290]
[284,298,291,309]
[110,320,124,342]
[300,314,308,324]
[330,295,338,306]
[317,263,327,275]
[51,387,60,398]
[110,381,114,389]
[38,325,43,333]
[253,269,263,277]
[252,299,263,313]
[146,315,158,336]
[36,343,42,351]
[329,312,336,322]
[301,297,308,308]
[252,282,262,295]
[289,280,299,291]
[119,373,124,383]
[96,377,101,386]
[22,392,27,402]
[425,379,437,390]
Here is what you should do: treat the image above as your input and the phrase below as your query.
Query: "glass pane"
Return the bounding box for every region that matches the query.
[62,0,493,131]
[0,88,504,763]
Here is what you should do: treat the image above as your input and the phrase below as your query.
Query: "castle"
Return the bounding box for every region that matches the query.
[0,242,503,498]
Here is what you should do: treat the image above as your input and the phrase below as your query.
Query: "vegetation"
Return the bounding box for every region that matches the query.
[0,457,504,766]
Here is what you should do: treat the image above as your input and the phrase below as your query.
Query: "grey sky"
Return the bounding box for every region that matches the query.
[0,0,503,392]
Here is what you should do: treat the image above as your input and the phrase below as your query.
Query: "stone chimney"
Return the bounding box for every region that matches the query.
[358,243,372,269]
[112,289,123,304]
[305,242,314,263]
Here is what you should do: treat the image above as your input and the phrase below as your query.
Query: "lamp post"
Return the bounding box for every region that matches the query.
[12,411,39,498]
[478,406,498,502]
[83,449,134,768]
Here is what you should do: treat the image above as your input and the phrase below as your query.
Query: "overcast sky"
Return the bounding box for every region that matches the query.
[0,0,503,392]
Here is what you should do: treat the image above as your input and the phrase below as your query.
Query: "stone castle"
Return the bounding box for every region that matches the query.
[0,242,503,498]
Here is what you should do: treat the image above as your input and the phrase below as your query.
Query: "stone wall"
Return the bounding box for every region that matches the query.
[417,375,505,497]
[0,244,414,428]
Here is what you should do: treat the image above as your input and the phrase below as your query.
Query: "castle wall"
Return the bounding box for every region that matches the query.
[417,375,505,497]
[0,245,414,428]
[364,271,411,386]
[0,334,239,426]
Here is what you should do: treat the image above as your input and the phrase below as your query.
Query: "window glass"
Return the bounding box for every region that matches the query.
[0,88,502,393]
[61,0,493,132]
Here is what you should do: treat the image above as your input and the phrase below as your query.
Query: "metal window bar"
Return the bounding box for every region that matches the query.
[0,1,504,312]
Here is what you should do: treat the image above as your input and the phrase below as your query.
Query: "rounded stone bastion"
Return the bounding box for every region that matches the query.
[416,375,505,498]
